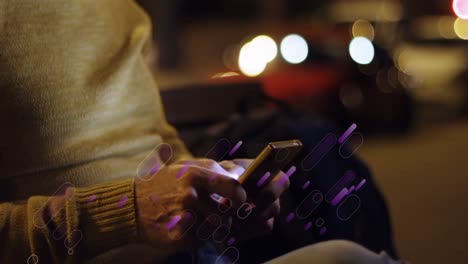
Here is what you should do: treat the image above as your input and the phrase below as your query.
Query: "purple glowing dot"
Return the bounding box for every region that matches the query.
[304,222,313,231]
[286,212,295,223]
[117,195,128,208]
[227,237,236,246]
[87,195,97,204]
[320,226,327,235]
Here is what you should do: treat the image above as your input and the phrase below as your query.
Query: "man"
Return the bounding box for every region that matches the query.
[0,0,288,262]
[0,0,401,263]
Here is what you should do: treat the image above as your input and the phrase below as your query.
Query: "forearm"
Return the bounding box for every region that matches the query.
[0,179,139,263]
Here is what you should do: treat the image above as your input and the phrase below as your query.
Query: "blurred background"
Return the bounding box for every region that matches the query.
[137,0,468,263]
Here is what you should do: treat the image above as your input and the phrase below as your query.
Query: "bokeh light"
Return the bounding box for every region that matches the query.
[348,37,375,65]
[238,35,277,77]
[250,35,278,63]
[238,42,267,77]
[280,34,309,64]
[438,16,457,39]
[352,19,375,40]
[212,72,240,79]
[453,0,468,19]
[454,18,468,39]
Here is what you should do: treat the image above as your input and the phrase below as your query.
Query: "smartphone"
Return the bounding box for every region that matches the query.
[237,140,303,199]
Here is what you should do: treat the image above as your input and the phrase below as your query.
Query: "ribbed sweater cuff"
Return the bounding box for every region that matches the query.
[75,178,138,257]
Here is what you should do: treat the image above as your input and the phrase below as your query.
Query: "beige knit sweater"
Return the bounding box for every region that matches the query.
[0,0,190,262]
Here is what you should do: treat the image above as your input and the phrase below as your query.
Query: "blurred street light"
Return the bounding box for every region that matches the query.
[251,35,278,63]
[239,42,267,77]
[454,18,468,39]
[352,19,375,40]
[280,34,309,64]
[453,0,468,19]
[349,37,375,65]
[238,34,277,77]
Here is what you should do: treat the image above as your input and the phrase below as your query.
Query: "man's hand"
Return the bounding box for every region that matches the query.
[134,157,290,257]
[219,159,290,241]
[135,159,246,256]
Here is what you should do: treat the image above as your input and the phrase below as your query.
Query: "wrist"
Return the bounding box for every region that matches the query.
[75,178,138,257]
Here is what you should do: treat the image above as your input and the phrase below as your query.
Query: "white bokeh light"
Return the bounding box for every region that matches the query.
[250,35,278,63]
[348,37,375,65]
[280,34,309,64]
[453,0,468,19]
[238,42,267,77]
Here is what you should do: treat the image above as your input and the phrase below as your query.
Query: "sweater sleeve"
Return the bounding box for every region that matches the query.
[0,178,138,263]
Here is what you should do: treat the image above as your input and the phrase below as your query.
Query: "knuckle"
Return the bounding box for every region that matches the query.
[283,177,290,189]
[174,159,188,165]
[263,189,278,203]
[184,167,199,182]
[271,201,281,216]
[198,159,217,168]
[206,159,217,167]
[181,187,197,204]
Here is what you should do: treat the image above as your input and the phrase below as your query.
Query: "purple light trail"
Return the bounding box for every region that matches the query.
[302,180,311,190]
[176,163,190,179]
[166,215,182,230]
[257,172,271,187]
[149,162,161,175]
[285,166,297,177]
[117,195,128,208]
[277,166,297,186]
[325,170,356,202]
[338,123,357,144]
[229,141,243,156]
[356,179,367,190]
[331,188,348,206]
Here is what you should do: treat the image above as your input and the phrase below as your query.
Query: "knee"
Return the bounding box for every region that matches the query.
[322,239,365,252]
[268,240,386,264]
[312,240,380,264]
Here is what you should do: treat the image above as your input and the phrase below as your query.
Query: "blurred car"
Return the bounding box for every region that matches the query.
[206,20,412,134]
